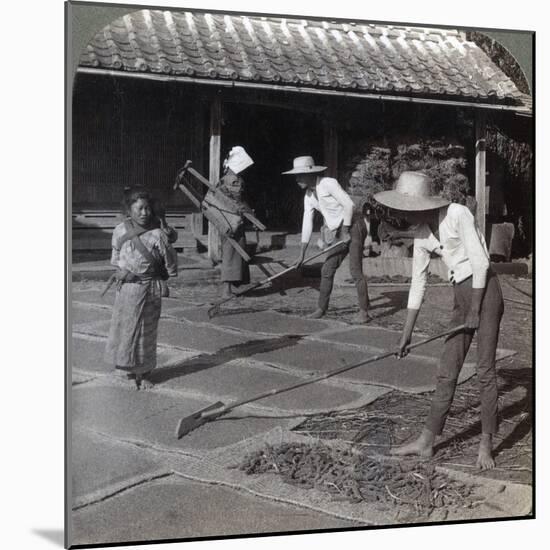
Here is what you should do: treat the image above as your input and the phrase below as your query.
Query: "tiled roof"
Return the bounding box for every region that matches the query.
[79,9,529,108]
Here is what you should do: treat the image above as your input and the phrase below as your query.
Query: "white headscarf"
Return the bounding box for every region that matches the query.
[223,146,254,175]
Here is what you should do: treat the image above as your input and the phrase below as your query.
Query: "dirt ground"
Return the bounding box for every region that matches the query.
[295,274,533,486]
[161,270,533,487]
[74,268,532,491]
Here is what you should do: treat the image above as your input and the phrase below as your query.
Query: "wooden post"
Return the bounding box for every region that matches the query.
[323,118,338,179]
[191,106,206,250]
[475,111,487,238]
[208,94,222,263]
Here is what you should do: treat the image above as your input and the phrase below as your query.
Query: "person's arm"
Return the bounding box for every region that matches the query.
[326,179,354,236]
[465,288,485,330]
[397,308,421,358]
[160,218,178,244]
[296,195,314,266]
[237,198,254,215]
[397,240,430,357]
[151,200,177,244]
[456,207,490,329]
[158,232,178,278]
[110,226,122,268]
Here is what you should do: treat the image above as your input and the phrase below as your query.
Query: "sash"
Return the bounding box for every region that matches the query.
[119,220,169,284]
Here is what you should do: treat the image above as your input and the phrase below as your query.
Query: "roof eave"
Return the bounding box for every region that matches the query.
[76,67,533,116]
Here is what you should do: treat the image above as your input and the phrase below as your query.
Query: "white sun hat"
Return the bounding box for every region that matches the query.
[374,171,450,211]
[282,156,327,175]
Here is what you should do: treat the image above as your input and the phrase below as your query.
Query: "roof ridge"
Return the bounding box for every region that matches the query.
[142,8,462,38]
[195,11,463,38]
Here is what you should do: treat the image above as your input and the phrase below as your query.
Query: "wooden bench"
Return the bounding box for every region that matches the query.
[72,209,199,251]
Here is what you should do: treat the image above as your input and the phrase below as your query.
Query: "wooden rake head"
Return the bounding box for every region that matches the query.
[175,401,226,439]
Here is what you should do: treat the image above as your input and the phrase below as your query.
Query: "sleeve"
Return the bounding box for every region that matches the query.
[239,200,253,214]
[407,239,431,310]
[158,232,178,277]
[456,207,490,289]
[110,226,122,268]
[162,225,179,244]
[301,194,315,244]
[326,179,354,226]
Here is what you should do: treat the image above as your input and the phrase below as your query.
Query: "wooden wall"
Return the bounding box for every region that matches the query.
[71,74,209,209]
[72,76,530,257]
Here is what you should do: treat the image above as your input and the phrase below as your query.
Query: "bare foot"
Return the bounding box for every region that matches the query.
[476,434,495,470]
[134,374,154,391]
[355,310,373,324]
[307,308,326,319]
[390,429,435,458]
[140,378,155,390]
[222,283,235,299]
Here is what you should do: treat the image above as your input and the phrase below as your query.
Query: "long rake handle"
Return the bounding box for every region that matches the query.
[198,324,466,420]
[100,274,116,297]
[208,240,349,313]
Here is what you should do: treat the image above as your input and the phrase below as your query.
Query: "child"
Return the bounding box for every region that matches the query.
[105,187,178,389]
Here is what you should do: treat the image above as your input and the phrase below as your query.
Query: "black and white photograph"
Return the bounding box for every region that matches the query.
[64,0,536,547]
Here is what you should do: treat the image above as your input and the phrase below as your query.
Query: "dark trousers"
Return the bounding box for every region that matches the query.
[426,271,504,436]
[318,215,369,313]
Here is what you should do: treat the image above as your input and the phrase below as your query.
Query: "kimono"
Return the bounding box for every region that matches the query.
[104,221,178,375]
[216,171,251,285]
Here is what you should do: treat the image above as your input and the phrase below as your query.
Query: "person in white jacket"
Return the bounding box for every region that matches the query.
[282,156,371,322]
[374,171,504,470]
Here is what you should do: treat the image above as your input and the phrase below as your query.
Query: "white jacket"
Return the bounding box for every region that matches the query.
[408,203,490,310]
[301,177,355,244]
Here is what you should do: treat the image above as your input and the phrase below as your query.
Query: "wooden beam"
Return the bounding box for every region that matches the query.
[78,69,532,115]
[323,119,338,179]
[475,111,487,238]
[222,93,326,115]
[208,94,223,262]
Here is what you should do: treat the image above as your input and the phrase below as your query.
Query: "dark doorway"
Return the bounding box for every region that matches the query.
[222,102,324,231]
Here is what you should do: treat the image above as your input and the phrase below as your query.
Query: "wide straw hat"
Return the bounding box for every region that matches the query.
[374,171,450,211]
[225,146,254,175]
[282,156,327,175]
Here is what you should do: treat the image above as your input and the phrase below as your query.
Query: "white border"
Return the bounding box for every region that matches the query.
[4,1,545,549]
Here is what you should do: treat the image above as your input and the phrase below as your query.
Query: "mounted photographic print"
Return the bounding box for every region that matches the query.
[66,0,534,547]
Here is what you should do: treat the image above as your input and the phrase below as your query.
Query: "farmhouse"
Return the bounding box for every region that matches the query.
[72,8,532,258]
